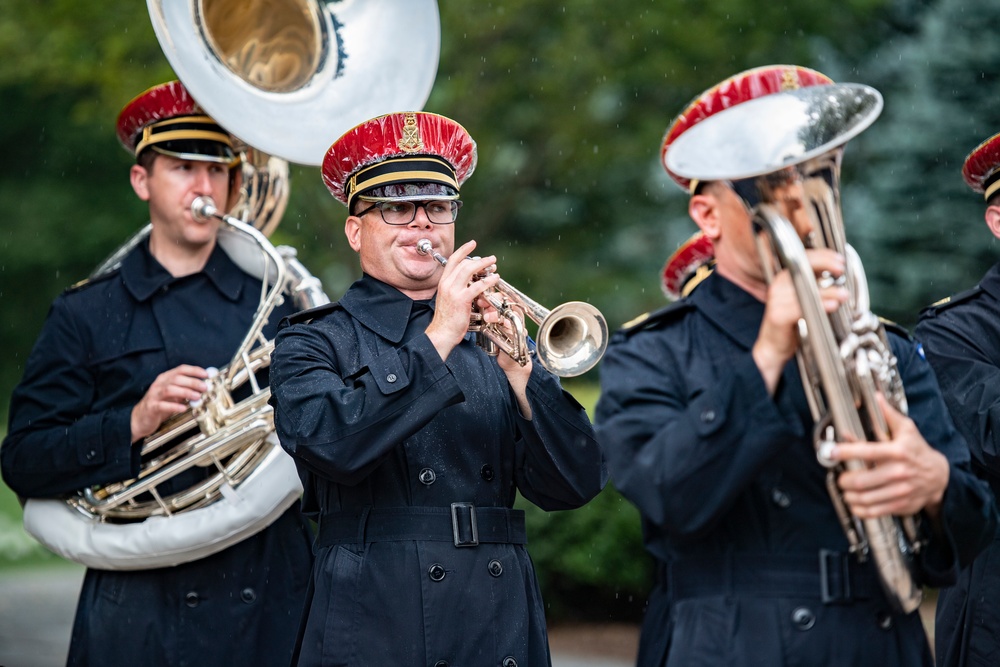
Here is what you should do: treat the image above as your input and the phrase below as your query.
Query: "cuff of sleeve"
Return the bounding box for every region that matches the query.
[413,333,460,382]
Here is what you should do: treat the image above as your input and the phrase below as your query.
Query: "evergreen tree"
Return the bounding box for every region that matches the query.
[845,0,1000,327]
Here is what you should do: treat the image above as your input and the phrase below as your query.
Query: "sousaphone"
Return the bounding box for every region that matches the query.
[22,0,441,570]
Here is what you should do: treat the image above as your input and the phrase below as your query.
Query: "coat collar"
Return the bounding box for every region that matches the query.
[121,237,245,303]
[339,274,432,344]
[688,271,765,350]
[978,261,1000,300]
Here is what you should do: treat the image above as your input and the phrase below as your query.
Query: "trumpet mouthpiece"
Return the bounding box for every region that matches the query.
[416,239,433,255]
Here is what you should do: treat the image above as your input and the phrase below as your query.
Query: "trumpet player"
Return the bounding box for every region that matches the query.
[0,81,313,666]
[915,132,1000,667]
[267,111,607,667]
[594,65,996,667]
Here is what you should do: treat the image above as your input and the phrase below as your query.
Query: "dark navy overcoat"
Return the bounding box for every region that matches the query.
[916,261,1000,667]
[1,240,313,667]
[269,274,607,667]
[596,271,996,667]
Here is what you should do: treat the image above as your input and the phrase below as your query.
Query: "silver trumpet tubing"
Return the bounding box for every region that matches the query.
[416,239,608,378]
[665,83,923,614]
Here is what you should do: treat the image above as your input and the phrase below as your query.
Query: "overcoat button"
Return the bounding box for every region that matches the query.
[240,587,257,604]
[791,606,815,630]
[700,409,716,423]
[480,464,495,481]
[434,662,449,667]
[184,591,200,608]
[502,657,517,667]
[86,449,97,460]
[771,487,791,508]
[428,563,446,582]
[386,373,397,383]
[877,611,893,630]
[488,559,503,577]
[419,468,437,485]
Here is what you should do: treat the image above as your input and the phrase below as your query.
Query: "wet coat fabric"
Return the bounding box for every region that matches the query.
[269,273,607,667]
[595,271,997,667]
[1,240,313,667]
[916,261,1000,667]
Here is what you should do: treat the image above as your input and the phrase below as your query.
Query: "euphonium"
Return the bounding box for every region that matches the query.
[665,83,924,613]
[416,239,608,377]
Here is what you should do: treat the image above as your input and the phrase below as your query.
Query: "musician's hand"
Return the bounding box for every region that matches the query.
[426,239,498,361]
[130,365,210,442]
[492,312,533,419]
[832,393,950,520]
[752,248,848,394]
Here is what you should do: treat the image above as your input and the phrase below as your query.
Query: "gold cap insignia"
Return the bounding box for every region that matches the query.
[397,112,424,153]
[780,68,801,91]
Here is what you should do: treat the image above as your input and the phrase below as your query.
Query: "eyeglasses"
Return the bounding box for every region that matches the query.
[355,199,463,225]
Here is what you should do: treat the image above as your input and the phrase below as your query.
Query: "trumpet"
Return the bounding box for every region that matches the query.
[416,239,608,377]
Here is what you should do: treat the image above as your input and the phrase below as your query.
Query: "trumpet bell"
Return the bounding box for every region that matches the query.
[536,301,609,378]
[148,0,441,166]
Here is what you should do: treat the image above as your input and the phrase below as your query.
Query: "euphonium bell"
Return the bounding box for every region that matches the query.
[416,239,608,377]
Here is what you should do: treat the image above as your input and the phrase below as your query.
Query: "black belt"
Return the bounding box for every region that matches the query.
[669,550,886,605]
[317,503,527,549]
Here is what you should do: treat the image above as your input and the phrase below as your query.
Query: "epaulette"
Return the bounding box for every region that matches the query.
[877,317,914,342]
[617,300,693,337]
[63,268,119,295]
[918,285,983,319]
[278,301,343,330]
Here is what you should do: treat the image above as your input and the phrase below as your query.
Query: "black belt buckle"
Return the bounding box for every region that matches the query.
[451,502,479,547]
[819,549,852,604]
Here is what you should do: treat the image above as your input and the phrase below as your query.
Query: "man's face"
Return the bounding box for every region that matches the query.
[131,154,231,251]
[699,175,817,290]
[344,198,457,298]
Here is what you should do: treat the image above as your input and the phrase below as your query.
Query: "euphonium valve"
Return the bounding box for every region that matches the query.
[416,239,608,377]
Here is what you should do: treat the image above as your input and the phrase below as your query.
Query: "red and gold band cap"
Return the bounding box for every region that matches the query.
[350,155,459,205]
[962,131,1000,201]
[661,231,715,301]
[116,81,237,165]
[323,111,478,210]
[660,65,834,192]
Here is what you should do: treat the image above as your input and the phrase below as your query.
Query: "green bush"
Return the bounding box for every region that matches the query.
[521,483,652,623]
[519,380,654,623]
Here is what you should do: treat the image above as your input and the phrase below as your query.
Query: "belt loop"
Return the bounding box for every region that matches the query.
[450,502,479,547]
[819,549,852,604]
[357,506,372,545]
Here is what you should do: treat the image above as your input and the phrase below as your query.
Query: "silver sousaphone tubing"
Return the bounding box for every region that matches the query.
[21,0,439,571]
[148,0,441,166]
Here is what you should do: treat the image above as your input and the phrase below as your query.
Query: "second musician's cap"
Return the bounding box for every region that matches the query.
[962,132,1000,202]
[661,231,715,301]
[322,111,478,211]
[116,80,238,166]
[660,65,834,193]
